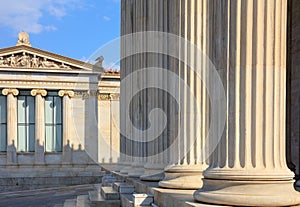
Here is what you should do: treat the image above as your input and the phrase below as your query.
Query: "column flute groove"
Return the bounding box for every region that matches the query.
[194,0,300,206]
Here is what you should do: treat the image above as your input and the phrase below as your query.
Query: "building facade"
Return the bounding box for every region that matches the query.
[0,32,120,190]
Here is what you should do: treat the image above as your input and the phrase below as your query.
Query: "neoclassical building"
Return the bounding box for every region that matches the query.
[0,32,120,191]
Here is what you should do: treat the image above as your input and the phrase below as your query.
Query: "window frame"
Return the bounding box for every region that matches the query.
[0,94,7,152]
[45,91,63,152]
[17,90,35,153]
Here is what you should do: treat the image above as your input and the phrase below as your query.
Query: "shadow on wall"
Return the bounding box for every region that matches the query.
[5,139,95,165]
[62,139,95,164]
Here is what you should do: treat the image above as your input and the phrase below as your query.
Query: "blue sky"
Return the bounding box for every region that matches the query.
[0,0,120,69]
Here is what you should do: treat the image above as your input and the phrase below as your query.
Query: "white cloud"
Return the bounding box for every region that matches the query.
[0,0,81,34]
[44,25,57,31]
[48,5,67,18]
[103,16,111,21]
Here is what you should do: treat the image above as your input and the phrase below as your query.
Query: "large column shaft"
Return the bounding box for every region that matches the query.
[127,0,146,178]
[194,0,300,206]
[31,89,47,164]
[120,0,134,174]
[140,0,168,181]
[2,89,19,163]
[158,0,209,189]
[59,90,74,164]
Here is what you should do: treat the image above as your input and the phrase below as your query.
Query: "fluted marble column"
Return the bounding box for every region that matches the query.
[2,88,19,163]
[140,0,168,182]
[120,0,134,175]
[194,0,300,206]
[126,0,146,178]
[58,90,74,163]
[117,0,127,172]
[158,0,209,189]
[31,89,47,164]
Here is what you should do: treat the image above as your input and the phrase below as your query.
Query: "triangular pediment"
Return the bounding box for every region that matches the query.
[0,45,96,72]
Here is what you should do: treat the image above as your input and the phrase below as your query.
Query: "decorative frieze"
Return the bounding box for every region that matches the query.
[0,81,92,91]
[0,52,72,70]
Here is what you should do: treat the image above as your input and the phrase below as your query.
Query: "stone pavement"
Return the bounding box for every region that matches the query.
[0,184,95,207]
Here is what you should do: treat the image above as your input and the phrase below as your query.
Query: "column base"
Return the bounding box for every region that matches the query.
[194,179,300,206]
[159,164,205,190]
[140,163,165,181]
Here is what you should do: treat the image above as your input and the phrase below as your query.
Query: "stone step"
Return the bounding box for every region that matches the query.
[113,182,135,194]
[101,186,120,200]
[102,176,118,187]
[76,195,91,207]
[54,204,64,207]
[120,193,134,207]
[88,190,120,207]
[94,183,102,192]
[101,174,114,182]
[120,194,152,207]
[133,194,154,206]
[63,199,77,207]
[101,175,124,187]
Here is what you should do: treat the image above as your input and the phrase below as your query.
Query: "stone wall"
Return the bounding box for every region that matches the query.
[98,96,120,163]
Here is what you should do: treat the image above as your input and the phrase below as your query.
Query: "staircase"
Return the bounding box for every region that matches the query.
[58,174,158,207]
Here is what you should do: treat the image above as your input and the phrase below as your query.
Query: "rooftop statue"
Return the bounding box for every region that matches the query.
[16,31,31,46]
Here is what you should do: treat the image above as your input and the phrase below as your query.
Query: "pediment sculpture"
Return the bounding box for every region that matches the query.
[0,52,72,70]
